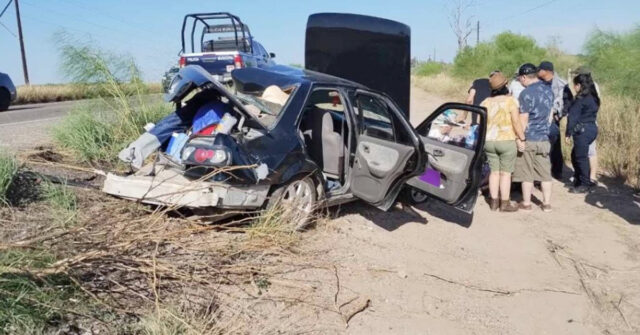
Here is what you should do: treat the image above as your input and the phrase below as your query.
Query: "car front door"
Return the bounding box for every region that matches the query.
[405,103,487,213]
[348,90,425,211]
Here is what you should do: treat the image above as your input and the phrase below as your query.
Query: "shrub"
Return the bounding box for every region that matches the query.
[452,32,580,80]
[53,35,172,165]
[584,27,640,96]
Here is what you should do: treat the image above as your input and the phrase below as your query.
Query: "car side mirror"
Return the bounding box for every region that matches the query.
[269,52,276,58]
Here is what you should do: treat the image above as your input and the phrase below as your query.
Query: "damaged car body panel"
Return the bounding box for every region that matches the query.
[306,13,411,118]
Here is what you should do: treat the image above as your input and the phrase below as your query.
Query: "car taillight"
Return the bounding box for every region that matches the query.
[179,57,186,68]
[192,148,228,165]
[234,54,244,69]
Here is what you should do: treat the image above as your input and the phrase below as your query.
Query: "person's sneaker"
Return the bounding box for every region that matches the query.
[541,204,552,212]
[500,200,519,212]
[569,186,590,194]
[518,202,532,211]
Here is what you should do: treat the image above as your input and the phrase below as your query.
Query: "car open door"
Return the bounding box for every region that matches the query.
[405,103,487,213]
[348,90,425,211]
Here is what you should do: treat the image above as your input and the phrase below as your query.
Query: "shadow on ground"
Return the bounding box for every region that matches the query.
[333,199,472,232]
[584,176,640,225]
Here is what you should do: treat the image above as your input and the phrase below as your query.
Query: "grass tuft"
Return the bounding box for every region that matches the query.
[0,152,18,205]
[42,182,77,226]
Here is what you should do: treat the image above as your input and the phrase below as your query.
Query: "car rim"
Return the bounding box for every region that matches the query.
[281,180,314,213]
[410,188,428,203]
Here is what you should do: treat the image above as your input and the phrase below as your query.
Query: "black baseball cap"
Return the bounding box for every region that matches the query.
[518,63,537,76]
[538,61,554,72]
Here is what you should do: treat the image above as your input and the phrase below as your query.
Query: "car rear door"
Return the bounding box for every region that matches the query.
[405,103,487,213]
[348,90,425,211]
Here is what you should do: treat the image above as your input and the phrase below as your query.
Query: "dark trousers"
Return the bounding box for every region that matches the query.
[548,122,564,178]
[571,123,598,187]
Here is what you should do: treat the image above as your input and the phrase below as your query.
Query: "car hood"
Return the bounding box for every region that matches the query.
[305,13,411,117]
[164,65,265,130]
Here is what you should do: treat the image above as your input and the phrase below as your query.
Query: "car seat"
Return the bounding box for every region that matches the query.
[308,108,344,177]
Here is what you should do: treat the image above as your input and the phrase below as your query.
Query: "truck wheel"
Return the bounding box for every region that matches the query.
[266,177,317,231]
[401,186,429,205]
[0,89,10,111]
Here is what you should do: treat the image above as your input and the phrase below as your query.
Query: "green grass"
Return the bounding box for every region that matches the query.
[0,152,18,205]
[42,182,77,227]
[0,250,88,335]
[51,33,172,165]
[53,101,171,165]
[413,61,447,77]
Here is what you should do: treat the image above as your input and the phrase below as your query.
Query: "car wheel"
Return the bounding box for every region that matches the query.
[266,176,317,231]
[0,88,10,111]
[401,186,429,205]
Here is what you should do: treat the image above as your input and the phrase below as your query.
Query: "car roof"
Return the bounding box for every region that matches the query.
[231,65,368,93]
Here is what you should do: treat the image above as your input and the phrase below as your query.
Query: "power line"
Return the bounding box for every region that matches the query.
[0,0,12,18]
[0,20,16,37]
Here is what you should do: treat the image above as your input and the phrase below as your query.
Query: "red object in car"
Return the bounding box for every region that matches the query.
[179,57,186,68]
[194,148,214,163]
[198,124,218,135]
[234,54,244,69]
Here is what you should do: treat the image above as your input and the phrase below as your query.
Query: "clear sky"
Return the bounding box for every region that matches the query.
[0,0,637,85]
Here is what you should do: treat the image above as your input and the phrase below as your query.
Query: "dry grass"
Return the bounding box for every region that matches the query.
[596,91,640,187]
[412,74,468,102]
[0,158,332,333]
[15,83,162,105]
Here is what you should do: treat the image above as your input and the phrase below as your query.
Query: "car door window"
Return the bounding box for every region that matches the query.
[420,109,480,151]
[355,94,395,141]
[407,103,487,213]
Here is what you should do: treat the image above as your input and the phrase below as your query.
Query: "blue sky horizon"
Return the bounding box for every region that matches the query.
[0,0,637,85]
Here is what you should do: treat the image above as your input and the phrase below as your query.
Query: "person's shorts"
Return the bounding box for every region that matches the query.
[484,140,517,173]
[513,141,552,182]
[588,141,597,158]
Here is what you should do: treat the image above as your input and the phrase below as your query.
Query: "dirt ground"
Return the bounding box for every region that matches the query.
[272,88,640,334]
[3,87,640,334]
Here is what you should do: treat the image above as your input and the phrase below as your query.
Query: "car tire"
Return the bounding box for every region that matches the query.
[265,176,317,231]
[401,186,429,205]
[0,88,10,111]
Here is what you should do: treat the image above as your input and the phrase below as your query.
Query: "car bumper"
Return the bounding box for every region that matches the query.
[10,90,17,102]
[102,164,269,209]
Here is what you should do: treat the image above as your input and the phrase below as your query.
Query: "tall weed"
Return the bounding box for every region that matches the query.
[0,152,18,204]
[53,35,171,165]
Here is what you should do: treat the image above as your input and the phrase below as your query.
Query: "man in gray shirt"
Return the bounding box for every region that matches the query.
[538,61,573,180]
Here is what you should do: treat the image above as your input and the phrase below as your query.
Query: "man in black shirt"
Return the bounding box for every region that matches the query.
[457,71,498,124]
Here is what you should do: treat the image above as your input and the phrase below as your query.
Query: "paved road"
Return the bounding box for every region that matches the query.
[0,101,78,149]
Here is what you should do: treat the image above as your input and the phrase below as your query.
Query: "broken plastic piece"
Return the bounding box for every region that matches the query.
[255,163,268,181]
[143,123,155,132]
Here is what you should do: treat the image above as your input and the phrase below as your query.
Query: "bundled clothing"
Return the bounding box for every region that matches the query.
[566,95,599,187]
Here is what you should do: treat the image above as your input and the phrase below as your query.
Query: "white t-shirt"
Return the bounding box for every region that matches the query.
[508,80,525,100]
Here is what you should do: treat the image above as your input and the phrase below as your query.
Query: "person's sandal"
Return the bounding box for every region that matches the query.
[489,199,500,211]
[500,200,519,212]
[518,202,532,211]
[541,204,552,212]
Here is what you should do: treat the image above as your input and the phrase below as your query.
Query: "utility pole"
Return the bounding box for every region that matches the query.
[433,48,436,62]
[476,20,480,46]
[14,0,29,85]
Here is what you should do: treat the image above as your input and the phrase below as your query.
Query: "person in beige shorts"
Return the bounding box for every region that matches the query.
[512,64,554,212]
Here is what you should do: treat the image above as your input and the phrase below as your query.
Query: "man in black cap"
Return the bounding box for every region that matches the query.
[513,63,554,212]
[538,61,573,180]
